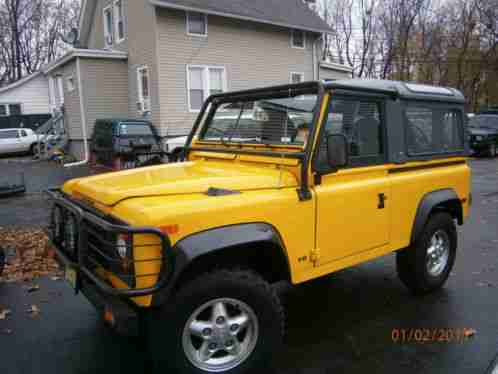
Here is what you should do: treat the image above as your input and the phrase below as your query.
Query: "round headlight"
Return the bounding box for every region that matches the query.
[64,214,77,253]
[116,234,130,259]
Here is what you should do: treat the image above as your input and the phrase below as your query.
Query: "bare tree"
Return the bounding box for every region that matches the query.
[0,0,80,86]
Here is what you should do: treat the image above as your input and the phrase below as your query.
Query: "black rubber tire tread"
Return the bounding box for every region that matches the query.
[148,268,285,374]
[396,212,457,295]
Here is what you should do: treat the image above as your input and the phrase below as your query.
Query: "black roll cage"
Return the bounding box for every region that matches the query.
[181,81,400,201]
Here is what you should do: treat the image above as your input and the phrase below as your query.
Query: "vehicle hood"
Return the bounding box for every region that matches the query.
[468,127,498,136]
[63,161,298,206]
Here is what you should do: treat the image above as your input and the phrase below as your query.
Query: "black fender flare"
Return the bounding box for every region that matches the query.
[152,223,289,306]
[410,188,462,244]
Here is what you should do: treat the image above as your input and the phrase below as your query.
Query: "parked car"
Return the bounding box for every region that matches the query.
[47,80,471,374]
[0,128,46,155]
[164,135,188,161]
[90,119,165,169]
[468,114,498,157]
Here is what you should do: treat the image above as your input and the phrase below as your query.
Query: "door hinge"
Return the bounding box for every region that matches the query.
[310,248,321,266]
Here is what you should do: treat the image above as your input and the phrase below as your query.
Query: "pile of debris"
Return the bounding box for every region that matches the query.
[0,227,61,283]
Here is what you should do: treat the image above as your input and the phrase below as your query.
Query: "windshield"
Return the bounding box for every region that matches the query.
[469,115,498,129]
[199,95,318,147]
[119,123,154,136]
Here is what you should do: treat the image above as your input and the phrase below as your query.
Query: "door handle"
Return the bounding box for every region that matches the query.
[378,193,387,209]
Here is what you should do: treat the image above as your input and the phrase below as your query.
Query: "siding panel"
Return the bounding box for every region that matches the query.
[156,8,318,136]
[0,75,50,115]
[81,58,129,138]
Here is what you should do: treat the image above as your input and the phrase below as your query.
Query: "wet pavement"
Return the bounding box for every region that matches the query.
[0,157,498,374]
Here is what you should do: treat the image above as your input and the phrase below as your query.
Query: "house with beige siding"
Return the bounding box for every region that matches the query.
[42,0,352,160]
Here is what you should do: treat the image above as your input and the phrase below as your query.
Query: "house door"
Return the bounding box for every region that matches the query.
[312,95,391,265]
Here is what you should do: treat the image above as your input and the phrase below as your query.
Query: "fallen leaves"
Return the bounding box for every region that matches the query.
[0,309,11,320]
[0,227,62,283]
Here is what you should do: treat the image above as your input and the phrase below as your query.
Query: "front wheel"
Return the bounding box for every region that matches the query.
[148,269,284,374]
[396,212,457,295]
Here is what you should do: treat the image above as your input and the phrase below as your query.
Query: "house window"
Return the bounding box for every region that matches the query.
[291,30,306,49]
[103,5,113,47]
[187,65,226,111]
[114,0,125,43]
[187,12,207,36]
[290,72,304,84]
[137,66,151,113]
[0,104,22,116]
[9,104,21,116]
[66,75,75,92]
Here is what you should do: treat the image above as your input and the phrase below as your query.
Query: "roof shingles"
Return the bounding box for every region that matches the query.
[151,0,332,34]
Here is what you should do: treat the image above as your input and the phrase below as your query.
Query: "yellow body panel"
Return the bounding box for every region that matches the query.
[61,89,471,307]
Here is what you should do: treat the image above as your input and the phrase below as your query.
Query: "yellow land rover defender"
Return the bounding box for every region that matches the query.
[47,80,471,374]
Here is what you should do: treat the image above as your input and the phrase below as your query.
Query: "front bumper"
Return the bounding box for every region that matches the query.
[46,189,174,298]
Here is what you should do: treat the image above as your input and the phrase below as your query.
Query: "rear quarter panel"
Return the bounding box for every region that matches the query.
[389,158,471,251]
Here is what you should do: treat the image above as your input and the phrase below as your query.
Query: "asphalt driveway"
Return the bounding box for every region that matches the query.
[0,157,498,374]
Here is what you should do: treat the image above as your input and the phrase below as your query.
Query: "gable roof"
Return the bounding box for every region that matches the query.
[150,0,332,34]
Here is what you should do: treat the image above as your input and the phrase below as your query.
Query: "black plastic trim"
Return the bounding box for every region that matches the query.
[151,223,289,307]
[410,188,461,243]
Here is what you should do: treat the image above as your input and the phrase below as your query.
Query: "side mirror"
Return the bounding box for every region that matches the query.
[326,134,348,168]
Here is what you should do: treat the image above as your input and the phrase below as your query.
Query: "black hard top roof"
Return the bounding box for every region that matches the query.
[324,79,465,103]
[209,80,465,104]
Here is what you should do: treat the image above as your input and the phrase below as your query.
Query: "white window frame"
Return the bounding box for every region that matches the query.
[137,66,151,113]
[290,72,305,84]
[186,65,227,112]
[113,0,125,44]
[66,75,76,92]
[103,5,114,48]
[291,29,306,49]
[186,11,208,37]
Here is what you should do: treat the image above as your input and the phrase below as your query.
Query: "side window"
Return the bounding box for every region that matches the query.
[9,104,21,115]
[315,97,384,170]
[20,130,28,137]
[0,105,7,116]
[103,6,114,48]
[441,110,464,151]
[404,106,434,155]
[403,104,464,155]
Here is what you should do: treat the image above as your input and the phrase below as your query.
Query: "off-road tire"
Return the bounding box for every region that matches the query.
[396,212,457,295]
[147,269,284,374]
[0,246,5,276]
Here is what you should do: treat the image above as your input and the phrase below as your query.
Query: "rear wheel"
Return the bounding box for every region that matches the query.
[396,212,457,295]
[148,269,284,374]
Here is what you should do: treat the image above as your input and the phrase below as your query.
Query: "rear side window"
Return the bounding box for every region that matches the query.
[119,123,154,136]
[0,130,19,139]
[403,104,464,155]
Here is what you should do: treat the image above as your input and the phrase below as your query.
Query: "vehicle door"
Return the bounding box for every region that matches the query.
[18,129,32,152]
[0,130,22,153]
[312,93,391,265]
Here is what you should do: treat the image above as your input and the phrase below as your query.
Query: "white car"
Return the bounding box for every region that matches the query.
[0,128,45,155]
[164,136,188,160]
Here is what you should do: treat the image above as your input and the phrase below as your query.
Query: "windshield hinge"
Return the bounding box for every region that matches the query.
[297,188,312,201]
[310,248,321,267]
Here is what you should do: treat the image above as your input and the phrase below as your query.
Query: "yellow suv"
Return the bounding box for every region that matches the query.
[47,80,471,374]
